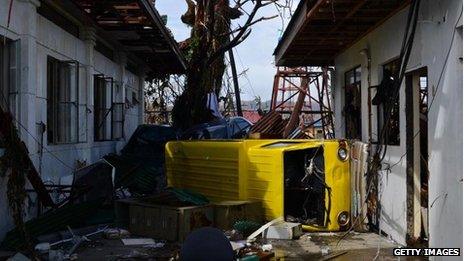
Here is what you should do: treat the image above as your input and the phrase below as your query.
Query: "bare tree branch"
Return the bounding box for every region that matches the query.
[220,15,278,37]
[233,0,251,9]
[207,0,277,65]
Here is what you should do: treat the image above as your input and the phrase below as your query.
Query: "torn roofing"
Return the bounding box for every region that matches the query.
[274,0,411,67]
[47,0,187,75]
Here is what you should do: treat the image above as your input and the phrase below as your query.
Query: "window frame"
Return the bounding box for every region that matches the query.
[376,59,401,146]
[94,74,113,141]
[112,82,125,140]
[0,38,20,115]
[0,39,9,111]
[94,75,124,141]
[47,56,80,145]
[343,65,362,140]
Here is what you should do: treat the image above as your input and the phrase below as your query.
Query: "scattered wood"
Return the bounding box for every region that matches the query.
[246,217,283,242]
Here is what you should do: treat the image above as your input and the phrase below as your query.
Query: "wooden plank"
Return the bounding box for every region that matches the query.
[0,108,55,208]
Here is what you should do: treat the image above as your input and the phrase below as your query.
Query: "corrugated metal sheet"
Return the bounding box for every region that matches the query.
[249,111,287,136]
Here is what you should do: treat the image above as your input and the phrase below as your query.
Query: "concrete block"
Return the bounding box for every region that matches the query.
[262,222,303,240]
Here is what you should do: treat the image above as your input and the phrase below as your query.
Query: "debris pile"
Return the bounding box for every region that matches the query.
[249,111,288,139]
[249,111,312,139]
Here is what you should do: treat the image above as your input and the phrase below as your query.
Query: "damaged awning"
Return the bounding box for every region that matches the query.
[274,0,410,66]
[46,0,186,75]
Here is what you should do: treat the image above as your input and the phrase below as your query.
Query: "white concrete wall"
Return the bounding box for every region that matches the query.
[0,0,146,241]
[333,0,463,252]
[124,70,142,142]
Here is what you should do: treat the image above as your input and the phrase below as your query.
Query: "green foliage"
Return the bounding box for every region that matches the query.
[185,36,200,62]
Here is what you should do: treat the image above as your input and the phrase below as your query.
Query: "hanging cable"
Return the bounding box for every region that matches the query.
[428,8,463,110]
[0,89,74,171]
[354,0,422,233]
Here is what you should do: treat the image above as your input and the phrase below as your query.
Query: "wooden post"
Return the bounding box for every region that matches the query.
[228,48,242,116]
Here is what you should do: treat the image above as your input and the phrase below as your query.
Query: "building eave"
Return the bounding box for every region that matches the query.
[274,0,411,67]
[44,0,187,76]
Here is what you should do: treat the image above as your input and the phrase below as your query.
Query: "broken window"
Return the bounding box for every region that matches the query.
[47,57,79,144]
[0,38,20,114]
[343,66,362,140]
[94,75,124,141]
[376,59,400,146]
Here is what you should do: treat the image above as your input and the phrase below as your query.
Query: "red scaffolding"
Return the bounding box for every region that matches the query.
[270,66,335,139]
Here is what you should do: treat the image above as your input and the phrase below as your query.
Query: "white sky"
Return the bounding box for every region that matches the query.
[155,1,294,101]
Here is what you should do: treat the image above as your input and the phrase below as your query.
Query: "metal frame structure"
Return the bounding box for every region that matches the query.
[270,66,335,139]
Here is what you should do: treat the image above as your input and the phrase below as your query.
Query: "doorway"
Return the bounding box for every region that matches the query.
[344,66,362,140]
[405,68,429,246]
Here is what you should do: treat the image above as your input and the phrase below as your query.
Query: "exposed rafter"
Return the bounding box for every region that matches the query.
[274,0,411,66]
[68,0,186,75]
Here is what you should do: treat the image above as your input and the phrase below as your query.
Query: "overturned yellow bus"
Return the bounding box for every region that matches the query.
[165,139,351,231]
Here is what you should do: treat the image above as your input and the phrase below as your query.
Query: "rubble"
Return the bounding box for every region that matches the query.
[249,111,288,139]
[261,244,273,252]
[121,238,156,246]
[320,245,330,256]
[247,217,284,242]
[6,253,30,261]
[0,114,404,261]
[215,201,263,231]
[102,228,130,240]
[249,111,313,139]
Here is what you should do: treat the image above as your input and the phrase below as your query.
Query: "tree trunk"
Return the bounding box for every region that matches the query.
[172,0,232,130]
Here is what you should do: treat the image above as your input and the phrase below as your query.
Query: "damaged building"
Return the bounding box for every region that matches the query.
[275,0,462,251]
[0,0,185,241]
[0,0,462,259]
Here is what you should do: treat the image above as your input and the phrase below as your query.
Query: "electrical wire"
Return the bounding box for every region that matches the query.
[363,4,462,236]
[233,47,257,98]
[300,146,332,226]
[368,0,421,198]
[350,10,464,240]
[375,0,421,162]
[427,7,463,111]
[0,90,75,171]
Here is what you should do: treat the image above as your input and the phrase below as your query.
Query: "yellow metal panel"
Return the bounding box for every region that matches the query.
[166,141,242,201]
[165,139,351,231]
[317,141,351,231]
[246,147,282,220]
